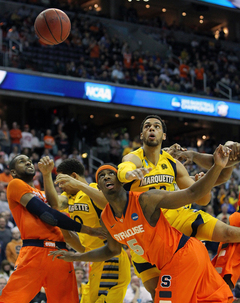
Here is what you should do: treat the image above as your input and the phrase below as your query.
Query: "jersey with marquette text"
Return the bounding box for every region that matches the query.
[101,191,183,270]
[62,183,105,251]
[124,147,178,193]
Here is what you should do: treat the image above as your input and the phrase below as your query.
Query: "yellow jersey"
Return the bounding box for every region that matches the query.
[62,183,105,251]
[124,147,179,193]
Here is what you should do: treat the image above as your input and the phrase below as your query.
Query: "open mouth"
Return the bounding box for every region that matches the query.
[105,182,114,189]
[149,134,155,140]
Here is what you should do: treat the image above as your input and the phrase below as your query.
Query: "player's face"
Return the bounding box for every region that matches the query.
[97,169,121,195]
[141,118,166,147]
[13,155,35,179]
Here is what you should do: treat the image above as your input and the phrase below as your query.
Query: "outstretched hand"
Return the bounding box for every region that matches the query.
[174,150,194,166]
[49,248,79,262]
[165,143,187,159]
[224,141,240,161]
[213,144,231,168]
[38,156,54,175]
[125,167,152,181]
[55,174,83,192]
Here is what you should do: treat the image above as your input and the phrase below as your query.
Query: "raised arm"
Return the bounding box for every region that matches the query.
[55,174,108,209]
[38,156,60,210]
[175,160,211,206]
[140,145,230,214]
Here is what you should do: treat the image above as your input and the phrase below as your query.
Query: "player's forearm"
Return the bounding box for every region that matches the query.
[61,230,85,253]
[78,182,108,209]
[191,152,214,169]
[187,164,223,202]
[68,245,119,262]
[215,166,235,186]
[42,173,59,210]
[117,161,137,182]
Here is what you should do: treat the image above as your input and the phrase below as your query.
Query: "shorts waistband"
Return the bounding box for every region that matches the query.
[175,234,190,254]
[22,239,67,250]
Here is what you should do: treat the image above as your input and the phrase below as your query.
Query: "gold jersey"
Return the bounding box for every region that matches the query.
[62,183,104,251]
[124,147,179,193]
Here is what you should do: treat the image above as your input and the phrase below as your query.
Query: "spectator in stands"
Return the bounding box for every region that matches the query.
[96,132,110,162]
[41,148,54,160]
[217,203,230,225]
[0,167,13,188]
[9,122,22,153]
[194,61,204,90]
[5,227,22,269]
[0,277,7,295]
[43,129,56,154]
[68,147,83,163]
[20,124,33,154]
[0,124,11,156]
[220,73,231,86]
[75,267,87,302]
[150,75,160,88]
[0,260,13,281]
[56,132,69,154]
[0,218,11,260]
[55,153,68,168]
[124,275,152,303]
[0,191,10,214]
[123,46,132,70]
[179,59,190,80]
[111,63,125,83]
[1,211,14,230]
[31,129,42,154]
[6,26,19,41]
[109,133,121,165]
[232,163,240,184]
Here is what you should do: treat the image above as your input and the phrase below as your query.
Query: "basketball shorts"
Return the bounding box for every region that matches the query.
[132,207,218,282]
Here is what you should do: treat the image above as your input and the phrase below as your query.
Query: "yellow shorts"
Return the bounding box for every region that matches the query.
[81,248,130,303]
[132,207,218,283]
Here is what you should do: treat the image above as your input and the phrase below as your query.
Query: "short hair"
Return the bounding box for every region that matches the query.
[57,158,85,176]
[11,226,19,233]
[9,155,20,170]
[140,115,167,133]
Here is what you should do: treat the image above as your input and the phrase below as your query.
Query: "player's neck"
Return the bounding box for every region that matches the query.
[108,190,127,218]
[143,144,161,166]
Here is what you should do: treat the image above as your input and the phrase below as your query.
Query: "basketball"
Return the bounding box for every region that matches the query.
[34,8,71,45]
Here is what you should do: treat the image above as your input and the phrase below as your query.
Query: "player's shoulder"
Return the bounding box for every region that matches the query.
[161,149,177,163]
[89,182,98,189]
[8,178,25,187]
[130,147,143,156]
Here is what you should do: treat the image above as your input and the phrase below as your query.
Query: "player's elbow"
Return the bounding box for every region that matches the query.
[195,192,211,206]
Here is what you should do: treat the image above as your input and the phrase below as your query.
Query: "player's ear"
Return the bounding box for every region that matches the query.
[163,133,166,140]
[10,169,16,178]
[71,172,77,179]
[140,132,143,140]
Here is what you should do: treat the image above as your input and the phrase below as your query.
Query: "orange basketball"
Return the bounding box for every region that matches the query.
[34,8,71,45]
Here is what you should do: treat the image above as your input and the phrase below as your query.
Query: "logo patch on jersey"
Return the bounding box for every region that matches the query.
[114,224,144,241]
[131,213,139,221]
[140,174,174,187]
[69,203,89,213]
[161,164,168,169]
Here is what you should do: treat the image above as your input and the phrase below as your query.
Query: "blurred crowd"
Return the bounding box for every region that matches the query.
[1,1,240,100]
